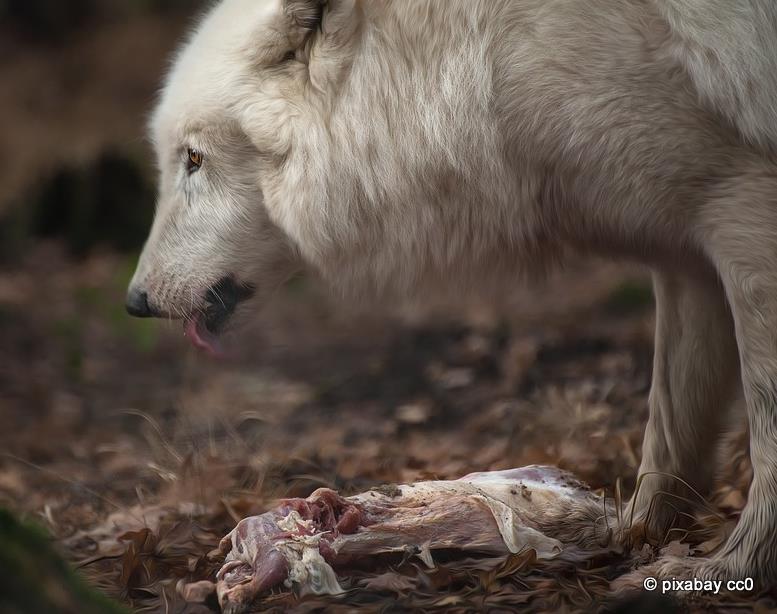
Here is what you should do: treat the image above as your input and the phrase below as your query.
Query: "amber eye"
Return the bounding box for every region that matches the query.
[186,148,203,173]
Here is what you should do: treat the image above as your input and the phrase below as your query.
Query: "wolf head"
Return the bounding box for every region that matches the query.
[127,0,363,353]
[127,0,512,354]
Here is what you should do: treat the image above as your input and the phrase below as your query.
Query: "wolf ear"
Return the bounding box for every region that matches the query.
[284,0,325,32]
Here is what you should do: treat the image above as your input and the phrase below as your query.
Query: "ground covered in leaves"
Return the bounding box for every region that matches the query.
[0,245,773,613]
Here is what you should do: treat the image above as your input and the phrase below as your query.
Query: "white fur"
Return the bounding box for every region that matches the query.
[130,0,777,586]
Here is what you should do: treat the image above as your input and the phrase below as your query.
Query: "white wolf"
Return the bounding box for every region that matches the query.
[127,0,777,589]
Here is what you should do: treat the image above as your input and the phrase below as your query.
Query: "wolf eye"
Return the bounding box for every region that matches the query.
[186,148,203,174]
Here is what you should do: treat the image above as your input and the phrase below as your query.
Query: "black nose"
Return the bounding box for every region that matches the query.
[126,288,154,318]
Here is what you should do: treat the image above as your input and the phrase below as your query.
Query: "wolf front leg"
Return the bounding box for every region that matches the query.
[626,269,739,544]
[694,160,777,585]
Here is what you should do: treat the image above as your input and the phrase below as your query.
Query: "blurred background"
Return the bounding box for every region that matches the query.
[2,3,735,612]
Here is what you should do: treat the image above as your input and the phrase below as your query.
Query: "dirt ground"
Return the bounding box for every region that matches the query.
[0,6,775,614]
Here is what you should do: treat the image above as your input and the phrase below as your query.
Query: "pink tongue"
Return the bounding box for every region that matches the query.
[184,315,224,358]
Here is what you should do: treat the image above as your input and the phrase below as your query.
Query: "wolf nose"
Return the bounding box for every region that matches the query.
[125,288,155,318]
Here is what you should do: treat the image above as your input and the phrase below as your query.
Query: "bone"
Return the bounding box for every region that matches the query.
[183,465,604,613]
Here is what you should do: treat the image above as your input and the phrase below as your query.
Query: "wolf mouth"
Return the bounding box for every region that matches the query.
[184,276,255,356]
[202,276,256,334]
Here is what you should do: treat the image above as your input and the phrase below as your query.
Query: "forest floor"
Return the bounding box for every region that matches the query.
[0,244,771,613]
